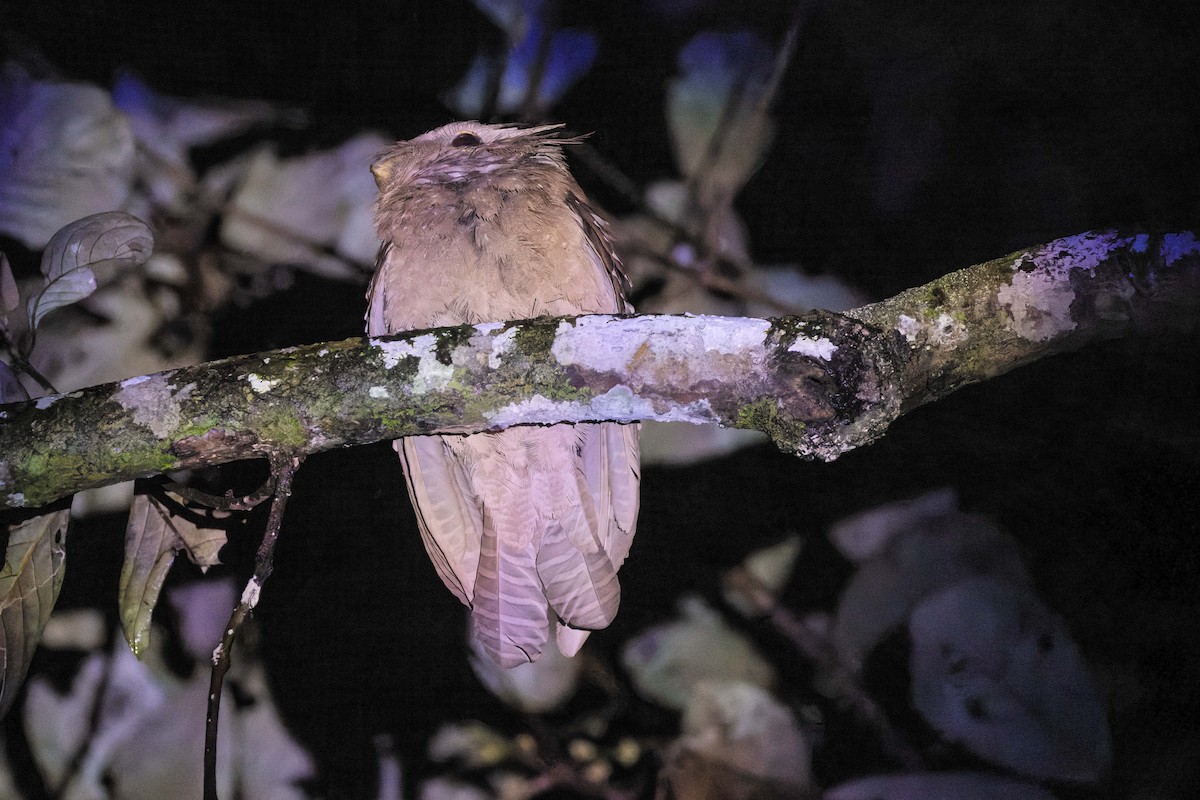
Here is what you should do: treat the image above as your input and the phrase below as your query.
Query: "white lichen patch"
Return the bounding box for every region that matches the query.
[474,321,506,336]
[788,335,836,360]
[35,395,60,410]
[485,386,718,428]
[895,313,967,347]
[1028,230,1123,277]
[551,315,768,376]
[997,269,1076,342]
[929,312,968,346]
[1162,232,1199,265]
[368,386,390,399]
[897,315,921,344]
[375,334,454,393]
[485,394,594,428]
[246,373,278,393]
[487,326,519,369]
[115,377,196,439]
[240,576,262,609]
[7,492,25,508]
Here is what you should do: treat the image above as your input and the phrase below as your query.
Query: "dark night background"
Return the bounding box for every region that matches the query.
[3,0,1199,797]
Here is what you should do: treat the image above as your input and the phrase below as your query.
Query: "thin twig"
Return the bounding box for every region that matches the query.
[203,454,302,800]
[0,329,58,395]
[159,473,278,512]
[627,243,811,317]
[722,565,924,771]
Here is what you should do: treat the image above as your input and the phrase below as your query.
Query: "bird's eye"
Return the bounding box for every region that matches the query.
[451,132,482,147]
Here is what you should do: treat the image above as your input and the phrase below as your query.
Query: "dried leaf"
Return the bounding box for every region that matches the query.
[678,681,812,787]
[832,498,1030,670]
[0,65,135,249]
[667,31,775,201]
[621,596,775,710]
[219,134,386,278]
[0,252,18,314]
[909,577,1110,783]
[120,493,226,657]
[27,212,154,330]
[27,280,198,393]
[0,509,69,718]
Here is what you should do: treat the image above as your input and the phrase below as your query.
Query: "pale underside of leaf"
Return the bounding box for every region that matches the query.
[0,509,69,719]
[120,492,225,658]
[27,211,154,330]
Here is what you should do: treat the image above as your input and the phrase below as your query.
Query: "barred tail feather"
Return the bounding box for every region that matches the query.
[537,520,621,631]
[473,513,550,667]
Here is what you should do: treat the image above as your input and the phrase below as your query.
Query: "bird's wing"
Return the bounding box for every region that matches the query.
[600,420,642,567]
[396,437,483,607]
[566,192,632,313]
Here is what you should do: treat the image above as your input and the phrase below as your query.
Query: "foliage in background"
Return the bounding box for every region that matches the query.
[0,0,1189,796]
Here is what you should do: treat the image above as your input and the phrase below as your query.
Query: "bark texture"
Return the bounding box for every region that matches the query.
[2,229,1197,510]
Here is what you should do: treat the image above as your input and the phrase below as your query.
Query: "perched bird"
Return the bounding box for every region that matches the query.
[366,121,641,667]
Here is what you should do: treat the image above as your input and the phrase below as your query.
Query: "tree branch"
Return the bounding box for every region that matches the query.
[1,229,1197,510]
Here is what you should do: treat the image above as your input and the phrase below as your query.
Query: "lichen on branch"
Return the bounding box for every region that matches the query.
[1,229,1196,511]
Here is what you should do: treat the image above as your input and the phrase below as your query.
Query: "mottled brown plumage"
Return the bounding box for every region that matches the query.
[366,121,641,667]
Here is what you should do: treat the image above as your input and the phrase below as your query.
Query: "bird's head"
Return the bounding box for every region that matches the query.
[370,121,576,194]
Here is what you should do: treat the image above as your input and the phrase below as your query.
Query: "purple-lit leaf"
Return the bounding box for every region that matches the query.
[220,134,386,277]
[445,6,597,117]
[667,31,775,198]
[826,772,1058,800]
[120,492,226,658]
[0,509,69,719]
[111,71,295,211]
[27,212,153,330]
[831,492,1030,670]
[0,65,135,248]
[909,577,1110,783]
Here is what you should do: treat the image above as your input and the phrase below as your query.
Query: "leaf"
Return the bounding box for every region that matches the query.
[666,31,776,200]
[0,66,136,249]
[219,135,386,277]
[908,577,1111,783]
[27,211,154,330]
[825,771,1059,800]
[678,681,812,787]
[120,492,226,657]
[0,509,69,719]
[0,252,17,315]
[621,595,775,710]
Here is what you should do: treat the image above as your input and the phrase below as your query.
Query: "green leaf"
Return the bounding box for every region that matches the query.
[120,492,226,657]
[0,509,69,719]
[26,211,154,330]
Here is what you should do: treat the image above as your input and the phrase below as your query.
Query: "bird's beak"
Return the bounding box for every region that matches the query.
[370,158,394,189]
